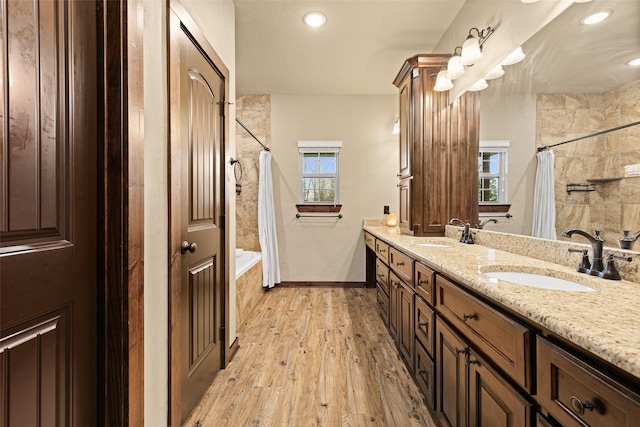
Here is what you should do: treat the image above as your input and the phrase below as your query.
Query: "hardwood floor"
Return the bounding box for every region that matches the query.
[184,287,436,426]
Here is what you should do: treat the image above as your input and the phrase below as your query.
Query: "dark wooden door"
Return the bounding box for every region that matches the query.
[169,6,227,424]
[0,0,98,425]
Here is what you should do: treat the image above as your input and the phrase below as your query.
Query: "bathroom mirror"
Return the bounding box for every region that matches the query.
[478,0,640,249]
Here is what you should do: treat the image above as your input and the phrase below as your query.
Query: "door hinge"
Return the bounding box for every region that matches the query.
[219,214,225,229]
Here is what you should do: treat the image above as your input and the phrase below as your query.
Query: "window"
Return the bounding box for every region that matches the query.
[298,141,342,206]
[478,141,509,204]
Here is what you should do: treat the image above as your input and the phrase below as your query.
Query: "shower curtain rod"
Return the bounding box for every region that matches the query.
[235,118,270,152]
[537,120,640,152]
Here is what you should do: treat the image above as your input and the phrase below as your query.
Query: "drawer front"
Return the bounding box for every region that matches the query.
[537,336,640,427]
[375,240,389,265]
[375,258,389,295]
[436,275,531,390]
[364,232,375,251]
[415,262,435,305]
[389,247,413,285]
[415,341,435,410]
[376,285,389,327]
[415,297,435,358]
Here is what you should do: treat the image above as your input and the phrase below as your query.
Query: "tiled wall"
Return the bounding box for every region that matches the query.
[235,95,271,251]
[537,79,640,245]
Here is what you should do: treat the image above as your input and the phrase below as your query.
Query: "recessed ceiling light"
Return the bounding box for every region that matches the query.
[580,10,611,25]
[628,58,640,67]
[303,12,326,28]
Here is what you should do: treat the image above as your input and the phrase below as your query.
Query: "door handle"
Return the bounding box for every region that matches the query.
[181,241,197,254]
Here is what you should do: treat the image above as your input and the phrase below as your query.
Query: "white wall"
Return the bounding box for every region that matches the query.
[271,95,398,282]
[143,1,235,425]
[479,91,537,235]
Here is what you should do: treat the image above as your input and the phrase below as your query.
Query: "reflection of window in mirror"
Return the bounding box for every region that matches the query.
[478,141,509,205]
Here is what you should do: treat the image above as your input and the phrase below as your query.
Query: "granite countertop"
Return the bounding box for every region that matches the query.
[364,225,640,382]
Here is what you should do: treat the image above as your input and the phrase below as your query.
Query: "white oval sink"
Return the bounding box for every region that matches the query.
[484,271,596,292]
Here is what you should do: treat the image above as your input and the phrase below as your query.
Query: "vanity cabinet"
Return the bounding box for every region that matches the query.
[393,55,479,237]
[537,336,640,427]
[436,317,533,427]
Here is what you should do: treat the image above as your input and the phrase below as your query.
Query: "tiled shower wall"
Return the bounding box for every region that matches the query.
[235,95,271,251]
[537,79,640,245]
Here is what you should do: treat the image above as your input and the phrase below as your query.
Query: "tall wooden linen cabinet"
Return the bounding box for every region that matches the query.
[393,55,479,237]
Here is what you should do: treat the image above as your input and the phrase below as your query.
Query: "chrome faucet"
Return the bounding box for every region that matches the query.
[619,230,640,250]
[561,229,604,274]
[449,218,474,244]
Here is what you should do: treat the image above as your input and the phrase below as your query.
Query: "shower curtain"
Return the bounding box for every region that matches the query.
[258,150,281,288]
[531,149,556,240]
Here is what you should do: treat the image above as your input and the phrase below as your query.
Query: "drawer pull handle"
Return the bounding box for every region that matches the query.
[418,279,429,285]
[466,354,479,365]
[462,313,476,321]
[455,348,466,355]
[396,262,405,266]
[418,322,428,327]
[570,397,594,415]
[418,370,427,377]
[378,248,386,253]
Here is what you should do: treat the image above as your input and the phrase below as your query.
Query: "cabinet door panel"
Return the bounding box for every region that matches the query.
[415,296,435,357]
[376,258,390,295]
[376,285,389,327]
[415,341,436,410]
[389,272,400,339]
[537,337,640,427]
[468,350,533,427]
[398,280,415,370]
[436,318,468,427]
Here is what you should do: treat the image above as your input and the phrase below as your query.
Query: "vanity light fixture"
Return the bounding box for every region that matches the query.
[468,78,488,91]
[484,64,505,80]
[501,47,526,66]
[459,27,495,66]
[433,70,454,92]
[445,47,466,80]
[627,58,640,66]
[580,10,611,25]
[303,12,327,27]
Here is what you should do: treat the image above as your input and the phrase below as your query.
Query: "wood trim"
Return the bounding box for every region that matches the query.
[296,204,342,213]
[479,204,511,213]
[278,281,367,288]
[98,0,145,425]
[229,337,240,362]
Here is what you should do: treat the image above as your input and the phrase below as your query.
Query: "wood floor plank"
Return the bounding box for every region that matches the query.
[184,288,437,426]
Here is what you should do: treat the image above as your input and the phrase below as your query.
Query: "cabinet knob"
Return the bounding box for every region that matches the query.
[462,313,476,321]
[570,396,594,415]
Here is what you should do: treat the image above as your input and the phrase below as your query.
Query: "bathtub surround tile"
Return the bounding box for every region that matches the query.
[537,79,640,245]
[236,259,265,328]
[236,94,271,252]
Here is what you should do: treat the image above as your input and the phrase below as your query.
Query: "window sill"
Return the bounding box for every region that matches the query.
[479,204,510,213]
[296,204,342,213]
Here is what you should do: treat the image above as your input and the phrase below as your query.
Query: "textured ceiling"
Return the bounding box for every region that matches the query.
[234,0,640,96]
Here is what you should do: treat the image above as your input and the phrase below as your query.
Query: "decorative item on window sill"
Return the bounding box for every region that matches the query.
[385,212,398,227]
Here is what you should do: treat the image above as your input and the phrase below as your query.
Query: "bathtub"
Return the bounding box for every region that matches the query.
[235,249,262,279]
[235,249,264,327]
